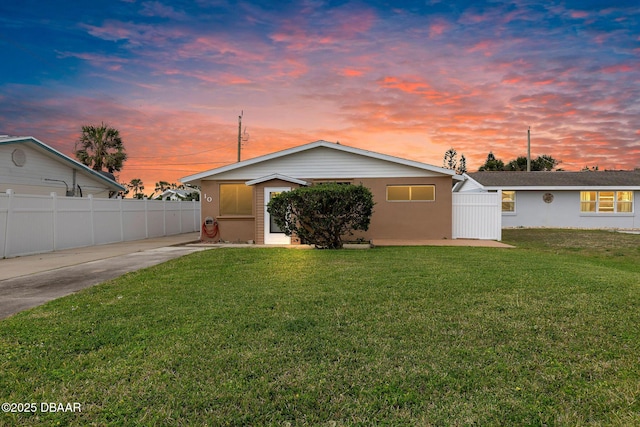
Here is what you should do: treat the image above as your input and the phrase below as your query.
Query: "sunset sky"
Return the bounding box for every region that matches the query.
[1,0,639,194]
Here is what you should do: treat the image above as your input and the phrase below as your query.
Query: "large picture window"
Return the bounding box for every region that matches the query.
[387,185,435,202]
[580,191,633,213]
[220,184,253,216]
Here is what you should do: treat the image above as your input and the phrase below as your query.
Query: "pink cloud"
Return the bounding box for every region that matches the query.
[466,40,495,57]
[342,68,364,77]
[429,19,451,38]
[569,11,589,19]
[601,64,634,73]
[269,4,376,52]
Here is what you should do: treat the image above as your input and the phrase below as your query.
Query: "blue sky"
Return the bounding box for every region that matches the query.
[1,0,639,189]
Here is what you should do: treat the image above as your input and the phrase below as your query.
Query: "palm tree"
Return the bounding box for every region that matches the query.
[155,181,179,194]
[128,178,145,199]
[74,123,127,173]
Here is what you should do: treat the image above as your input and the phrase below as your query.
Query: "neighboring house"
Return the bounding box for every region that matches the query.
[181,140,462,244]
[454,171,640,229]
[157,188,200,200]
[1,135,125,198]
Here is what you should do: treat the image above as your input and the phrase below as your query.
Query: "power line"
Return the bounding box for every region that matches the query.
[121,167,208,173]
[125,161,230,166]
[130,142,238,159]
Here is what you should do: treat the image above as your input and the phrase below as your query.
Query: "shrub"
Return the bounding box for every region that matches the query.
[267,183,374,249]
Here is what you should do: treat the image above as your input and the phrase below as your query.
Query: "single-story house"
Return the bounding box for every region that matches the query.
[181,140,463,244]
[1,135,125,197]
[454,171,640,229]
[157,188,200,201]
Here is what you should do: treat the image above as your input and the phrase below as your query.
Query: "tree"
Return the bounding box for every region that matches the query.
[532,154,559,171]
[443,148,467,174]
[267,183,374,249]
[478,152,505,171]
[505,155,560,171]
[74,123,127,173]
[458,154,467,174]
[443,148,457,171]
[155,181,178,194]
[505,156,529,171]
[479,152,559,172]
[127,178,145,199]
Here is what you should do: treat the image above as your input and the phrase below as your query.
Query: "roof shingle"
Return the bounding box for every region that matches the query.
[468,171,640,188]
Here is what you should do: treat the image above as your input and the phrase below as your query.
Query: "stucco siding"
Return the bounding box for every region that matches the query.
[199,176,454,242]
[361,176,453,240]
[503,190,639,229]
[199,180,255,242]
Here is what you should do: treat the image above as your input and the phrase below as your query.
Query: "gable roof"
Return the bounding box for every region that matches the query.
[0,135,126,192]
[181,140,461,184]
[245,174,310,186]
[467,171,640,190]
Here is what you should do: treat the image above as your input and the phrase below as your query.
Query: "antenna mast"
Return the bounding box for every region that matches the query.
[527,127,531,172]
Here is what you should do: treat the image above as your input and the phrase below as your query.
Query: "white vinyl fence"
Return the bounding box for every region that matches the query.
[452,192,502,240]
[0,190,200,258]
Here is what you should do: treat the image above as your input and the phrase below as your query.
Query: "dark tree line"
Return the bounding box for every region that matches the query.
[478,152,560,171]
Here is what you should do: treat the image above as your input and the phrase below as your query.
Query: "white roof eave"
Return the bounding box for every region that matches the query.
[180,140,458,183]
[483,185,640,191]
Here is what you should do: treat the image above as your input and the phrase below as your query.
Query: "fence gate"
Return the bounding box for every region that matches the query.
[452,192,502,240]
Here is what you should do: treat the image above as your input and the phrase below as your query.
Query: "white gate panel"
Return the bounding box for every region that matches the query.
[452,192,502,240]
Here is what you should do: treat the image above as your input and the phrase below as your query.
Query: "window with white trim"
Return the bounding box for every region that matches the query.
[580,191,633,213]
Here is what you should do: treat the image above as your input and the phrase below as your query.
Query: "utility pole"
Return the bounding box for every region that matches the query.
[527,127,531,172]
[237,111,243,162]
[237,111,249,162]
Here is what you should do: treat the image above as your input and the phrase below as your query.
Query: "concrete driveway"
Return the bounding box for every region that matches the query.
[0,233,207,320]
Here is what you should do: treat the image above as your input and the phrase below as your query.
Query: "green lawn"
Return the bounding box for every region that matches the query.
[1,230,639,426]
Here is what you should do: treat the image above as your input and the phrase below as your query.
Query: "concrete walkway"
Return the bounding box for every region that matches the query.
[371,239,514,248]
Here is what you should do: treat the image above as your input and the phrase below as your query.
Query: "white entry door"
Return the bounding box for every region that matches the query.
[264,187,291,244]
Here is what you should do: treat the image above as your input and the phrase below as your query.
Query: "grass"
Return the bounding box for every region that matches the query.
[1,229,639,426]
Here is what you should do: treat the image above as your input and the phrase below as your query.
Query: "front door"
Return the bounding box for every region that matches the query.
[264,187,291,244]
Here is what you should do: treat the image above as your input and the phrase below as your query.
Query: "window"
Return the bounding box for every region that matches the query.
[580,191,596,212]
[387,185,435,201]
[220,184,253,216]
[502,191,515,212]
[617,191,633,213]
[580,191,633,213]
